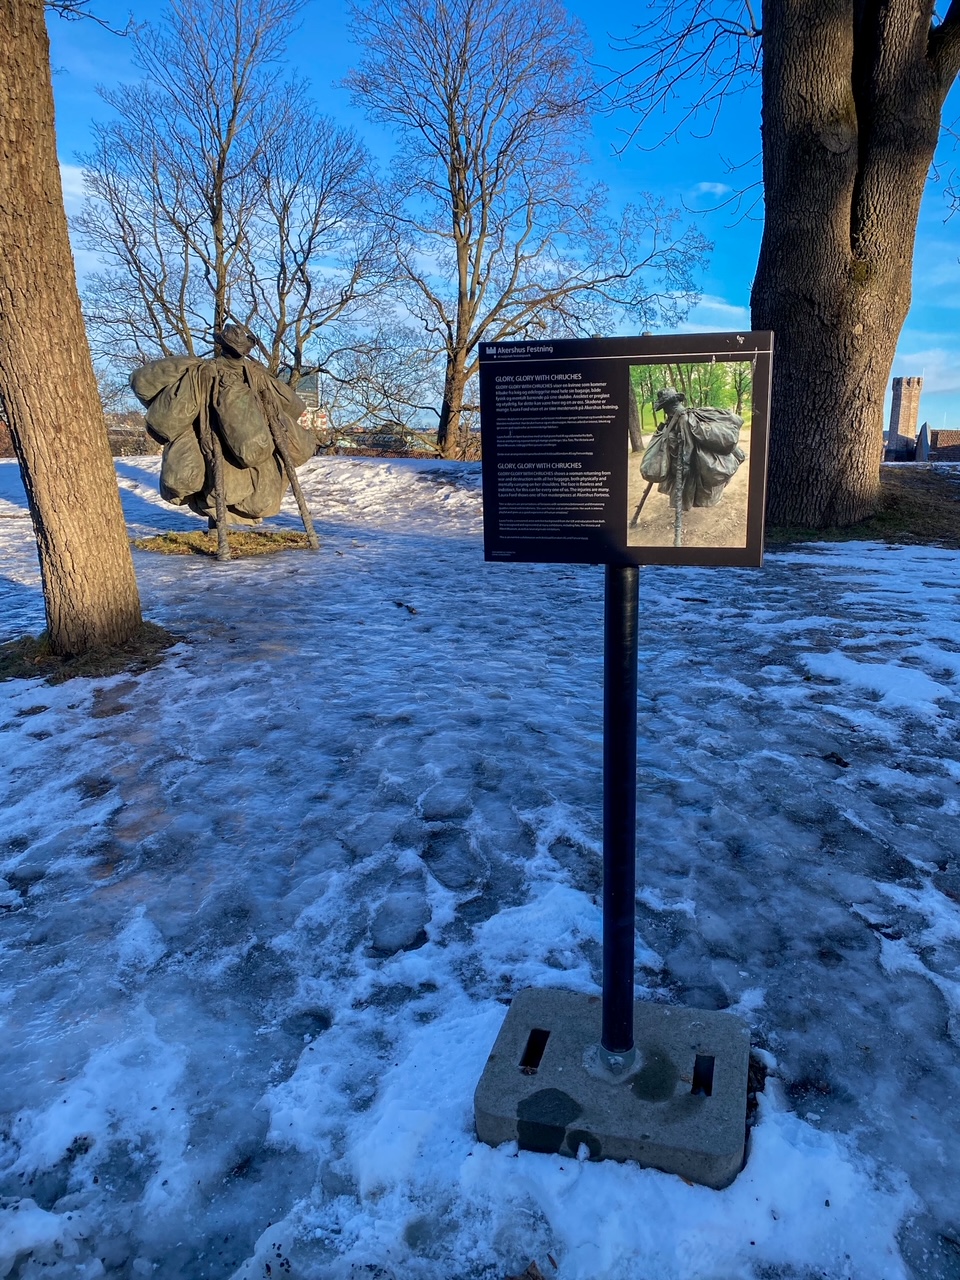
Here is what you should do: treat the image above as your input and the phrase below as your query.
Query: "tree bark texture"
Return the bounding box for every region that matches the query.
[0,0,142,654]
[437,350,469,458]
[752,0,960,527]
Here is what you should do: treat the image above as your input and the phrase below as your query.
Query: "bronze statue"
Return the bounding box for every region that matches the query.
[631,386,745,547]
[130,324,319,560]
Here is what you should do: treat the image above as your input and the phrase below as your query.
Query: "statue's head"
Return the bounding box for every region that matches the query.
[218,324,257,358]
[653,386,685,412]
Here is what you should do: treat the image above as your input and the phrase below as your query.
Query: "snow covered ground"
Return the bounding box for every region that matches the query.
[1,455,959,1280]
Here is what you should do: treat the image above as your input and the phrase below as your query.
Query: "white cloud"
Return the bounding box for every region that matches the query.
[690,181,731,197]
[677,293,751,333]
[58,162,88,213]
[912,235,960,294]
[891,346,960,395]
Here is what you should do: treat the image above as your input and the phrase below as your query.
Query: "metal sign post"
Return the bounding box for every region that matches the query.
[473,332,770,1186]
[600,564,639,1073]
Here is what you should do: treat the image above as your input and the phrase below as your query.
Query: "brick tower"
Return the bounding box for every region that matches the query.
[888,376,922,449]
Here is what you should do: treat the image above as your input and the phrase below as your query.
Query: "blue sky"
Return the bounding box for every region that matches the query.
[48,0,960,428]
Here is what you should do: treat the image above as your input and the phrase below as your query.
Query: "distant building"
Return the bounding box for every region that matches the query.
[286,372,331,434]
[909,422,960,463]
[929,429,960,461]
[890,376,922,436]
[885,376,923,460]
[294,372,319,410]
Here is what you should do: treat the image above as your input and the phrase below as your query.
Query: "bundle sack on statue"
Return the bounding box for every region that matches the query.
[231,456,285,519]
[130,356,203,410]
[639,403,746,510]
[143,364,205,444]
[272,412,316,468]
[213,360,274,468]
[229,361,311,515]
[686,409,746,508]
[129,328,314,522]
[159,431,205,504]
[130,357,206,502]
[185,453,256,520]
[686,408,744,455]
[260,379,314,466]
[639,427,671,484]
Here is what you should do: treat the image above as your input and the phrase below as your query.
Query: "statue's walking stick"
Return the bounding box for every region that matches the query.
[210,434,231,562]
[241,363,319,550]
[672,415,685,549]
[264,405,320,550]
[629,480,654,528]
[231,324,319,551]
[197,366,231,562]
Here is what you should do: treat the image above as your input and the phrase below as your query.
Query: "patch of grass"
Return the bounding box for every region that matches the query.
[767,466,960,548]
[133,530,316,557]
[0,622,179,685]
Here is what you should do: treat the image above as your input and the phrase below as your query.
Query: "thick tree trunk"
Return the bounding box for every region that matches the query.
[0,0,142,653]
[436,350,469,459]
[752,0,953,528]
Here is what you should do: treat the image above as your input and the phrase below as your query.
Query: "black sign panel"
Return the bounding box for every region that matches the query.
[479,332,773,567]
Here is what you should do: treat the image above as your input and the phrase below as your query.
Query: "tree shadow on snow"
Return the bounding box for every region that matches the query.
[0,575,45,640]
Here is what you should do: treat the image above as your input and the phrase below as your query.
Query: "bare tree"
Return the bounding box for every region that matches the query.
[346,0,709,459]
[616,0,960,527]
[0,0,142,656]
[95,365,139,414]
[239,95,390,385]
[316,327,442,434]
[75,0,389,384]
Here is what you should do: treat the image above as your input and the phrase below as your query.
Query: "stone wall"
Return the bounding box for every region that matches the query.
[105,413,160,457]
[0,414,163,458]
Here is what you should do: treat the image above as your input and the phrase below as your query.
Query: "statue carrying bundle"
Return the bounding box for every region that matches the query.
[130,324,319,560]
[632,386,746,547]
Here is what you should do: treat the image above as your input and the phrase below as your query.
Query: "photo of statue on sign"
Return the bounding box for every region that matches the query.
[627,361,755,550]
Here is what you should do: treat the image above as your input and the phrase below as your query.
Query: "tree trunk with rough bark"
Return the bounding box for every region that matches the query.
[752,0,960,528]
[436,350,469,458]
[0,0,142,654]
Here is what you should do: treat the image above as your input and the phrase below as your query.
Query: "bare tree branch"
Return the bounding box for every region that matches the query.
[605,0,761,150]
[346,0,709,456]
[44,0,134,36]
[73,0,388,386]
[317,326,443,432]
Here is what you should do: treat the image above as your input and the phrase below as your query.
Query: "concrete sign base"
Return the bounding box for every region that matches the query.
[474,987,751,1189]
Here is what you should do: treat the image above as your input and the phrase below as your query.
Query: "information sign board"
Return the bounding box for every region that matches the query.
[479,332,773,567]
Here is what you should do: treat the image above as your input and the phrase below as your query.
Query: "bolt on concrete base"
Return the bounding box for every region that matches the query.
[474,987,751,1189]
